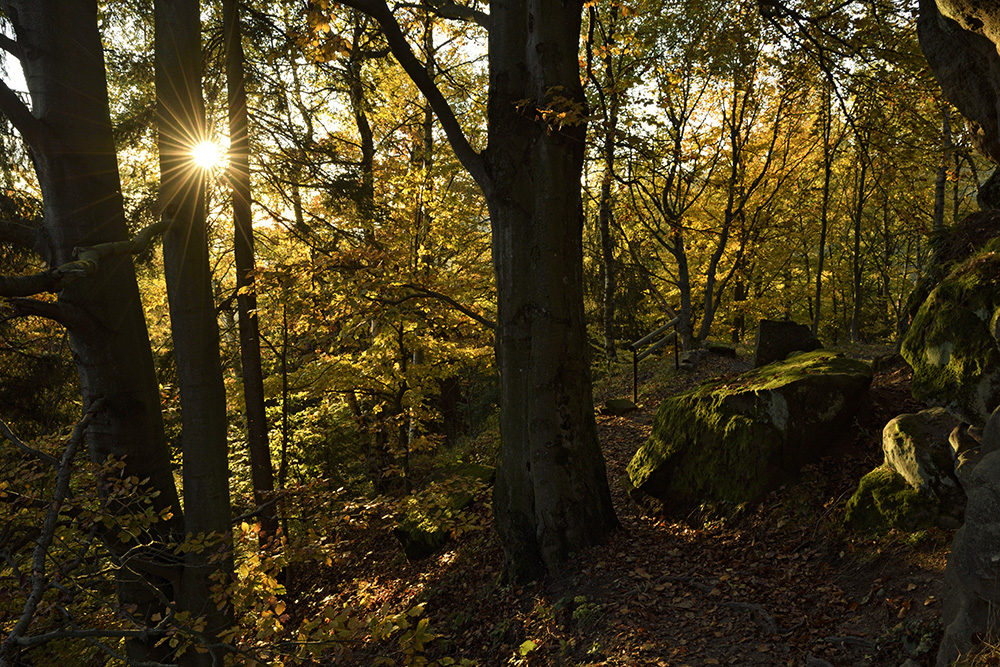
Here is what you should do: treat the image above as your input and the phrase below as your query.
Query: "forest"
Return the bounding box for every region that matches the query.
[1,0,999,664]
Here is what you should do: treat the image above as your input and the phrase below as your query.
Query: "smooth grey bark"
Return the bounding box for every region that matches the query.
[812,82,842,337]
[155,0,233,659]
[485,0,619,579]
[223,0,277,540]
[340,0,619,579]
[0,1,181,661]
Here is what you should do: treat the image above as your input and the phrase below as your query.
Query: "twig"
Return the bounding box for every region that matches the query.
[0,417,59,466]
[719,601,779,635]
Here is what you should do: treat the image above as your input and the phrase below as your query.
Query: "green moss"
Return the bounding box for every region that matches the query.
[626,350,871,512]
[844,466,939,532]
[902,240,1000,424]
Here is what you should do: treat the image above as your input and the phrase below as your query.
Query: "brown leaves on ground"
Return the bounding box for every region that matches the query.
[306,347,948,666]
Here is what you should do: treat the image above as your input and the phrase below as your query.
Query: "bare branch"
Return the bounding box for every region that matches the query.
[399,282,496,330]
[0,33,23,60]
[7,298,67,324]
[335,0,490,192]
[0,270,61,298]
[2,399,105,658]
[0,218,168,299]
[0,418,59,467]
[417,0,489,29]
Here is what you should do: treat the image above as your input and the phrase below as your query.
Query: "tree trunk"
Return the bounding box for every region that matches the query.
[674,232,695,350]
[487,0,619,580]
[346,0,619,580]
[223,0,277,540]
[0,1,181,660]
[592,4,621,364]
[812,83,835,337]
[850,153,868,344]
[155,0,233,658]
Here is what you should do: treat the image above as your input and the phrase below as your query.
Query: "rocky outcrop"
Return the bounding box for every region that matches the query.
[625,350,871,515]
[845,408,964,531]
[752,319,822,368]
[938,406,1000,666]
[901,237,1000,427]
[844,467,942,532]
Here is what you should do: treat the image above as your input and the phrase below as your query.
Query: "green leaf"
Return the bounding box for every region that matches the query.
[518,639,538,656]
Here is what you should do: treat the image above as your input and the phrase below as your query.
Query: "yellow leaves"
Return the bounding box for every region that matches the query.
[513,86,591,132]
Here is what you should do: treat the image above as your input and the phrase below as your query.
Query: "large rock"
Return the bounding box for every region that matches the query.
[625,350,872,514]
[845,408,964,532]
[844,466,942,532]
[752,319,822,368]
[901,237,1000,427]
[883,407,962,501]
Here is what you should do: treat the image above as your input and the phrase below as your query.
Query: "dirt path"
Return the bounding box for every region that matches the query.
[322,349,950,666]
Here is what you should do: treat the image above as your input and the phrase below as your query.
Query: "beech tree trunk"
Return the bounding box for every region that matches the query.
[812,83,836,337]
[223,0,277,540]
[155,0,233,658]
[850,152,868,344]
[0,1,181,661]
[486,0,619,579]
[345,0,619,580]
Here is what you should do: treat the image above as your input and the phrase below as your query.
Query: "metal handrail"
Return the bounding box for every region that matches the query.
[628,316,680,404]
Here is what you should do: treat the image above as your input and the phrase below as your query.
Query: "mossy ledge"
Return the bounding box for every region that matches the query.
[625,350,872,516]
[901,237,1000,426]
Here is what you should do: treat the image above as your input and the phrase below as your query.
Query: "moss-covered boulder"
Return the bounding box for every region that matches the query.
[844,466,942,531]
[625,350,872,514]
[901,237,1000,427]
[393,463,495,561]
[883,407,962,501]
[846,408,965,532]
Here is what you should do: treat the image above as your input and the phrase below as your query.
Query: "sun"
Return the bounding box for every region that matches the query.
[191,140,225,170]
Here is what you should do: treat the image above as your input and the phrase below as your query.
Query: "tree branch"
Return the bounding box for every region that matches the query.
[335,0,490,192]
[400,283,496,330]
[0,219,39,249]
[0,33,23,60]
[7,298,68,324]
[0,271,61,298]
[0,418,59,467]
[0,219,168,299]
[0,77,47,151]
[2,399,105,658]
[416,0,489,29]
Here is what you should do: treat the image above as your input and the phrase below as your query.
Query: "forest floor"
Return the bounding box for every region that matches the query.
[313,344,953,667]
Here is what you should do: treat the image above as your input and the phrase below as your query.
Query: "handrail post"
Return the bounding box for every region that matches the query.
[633,348,638,404]
[675,333,680,371]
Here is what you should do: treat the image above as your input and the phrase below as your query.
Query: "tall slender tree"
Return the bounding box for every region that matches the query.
[223,0,277,539]
[155,0,233,657]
